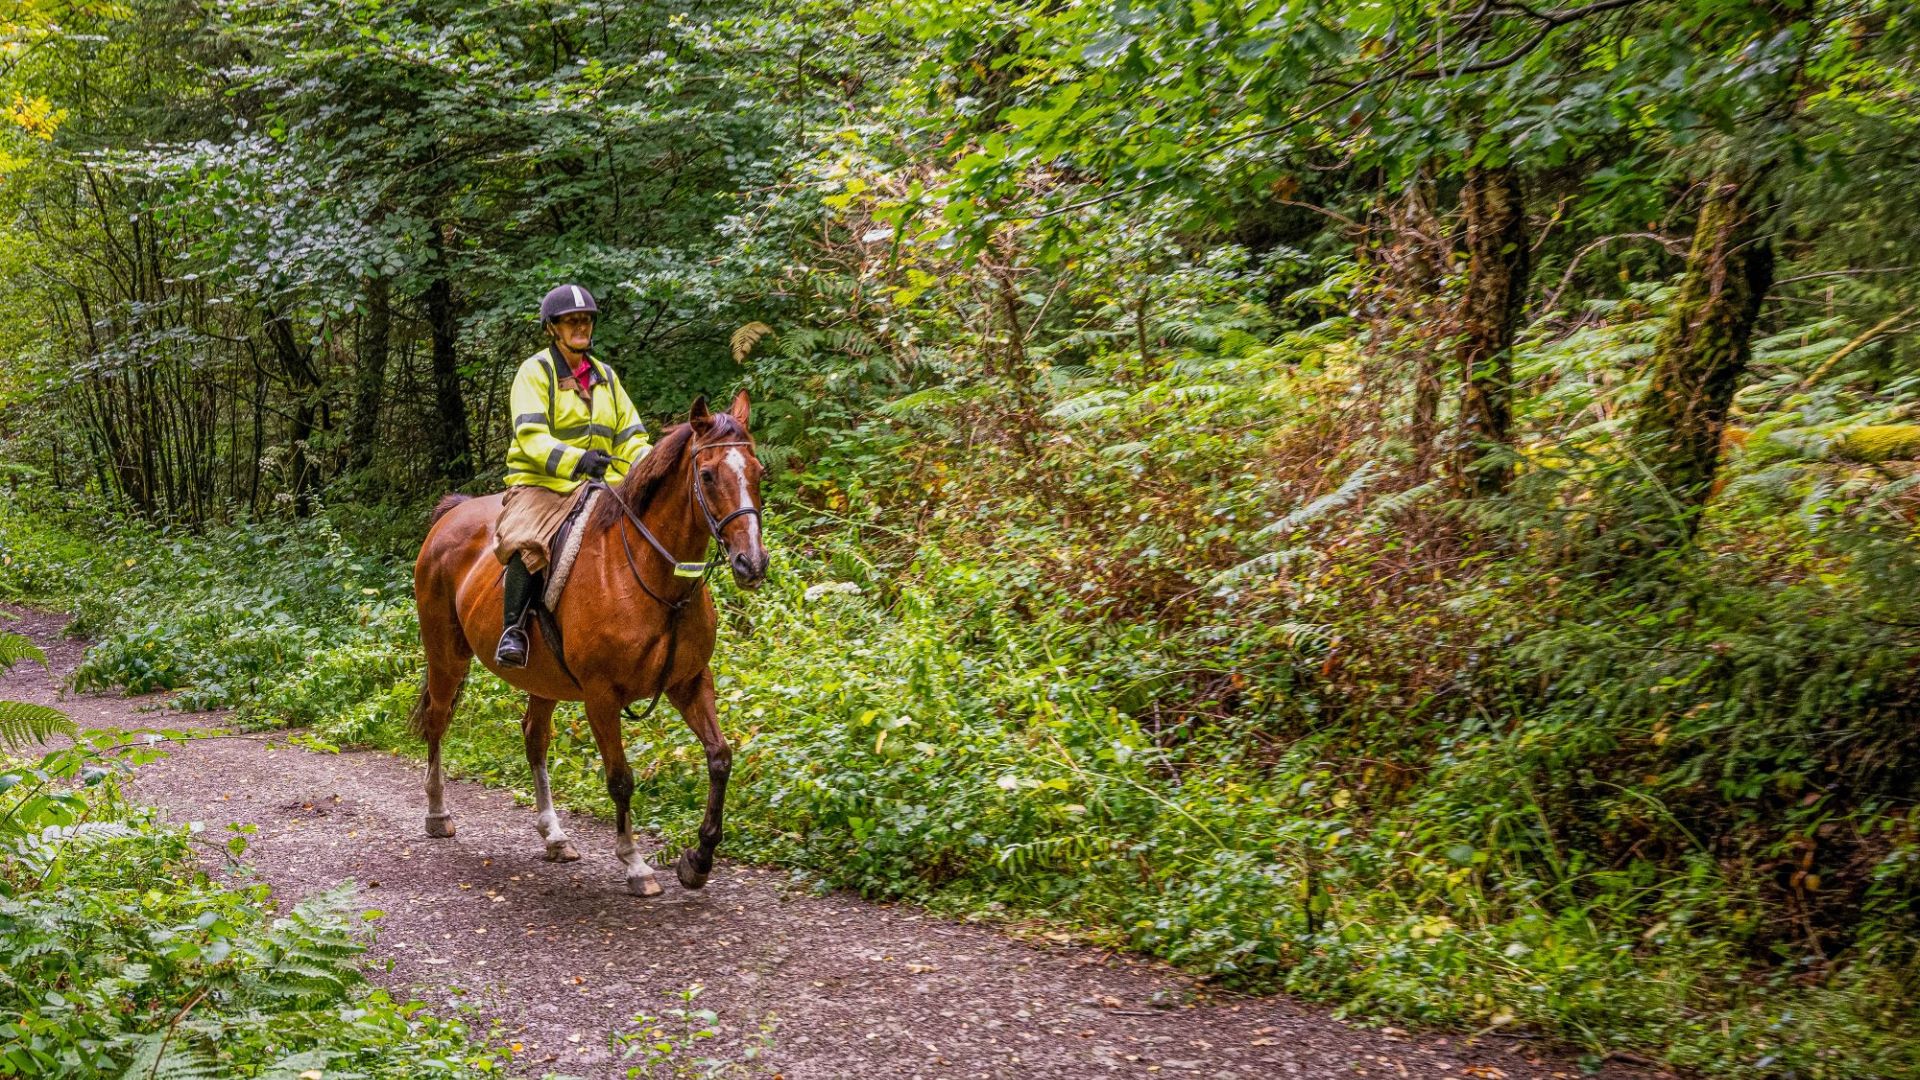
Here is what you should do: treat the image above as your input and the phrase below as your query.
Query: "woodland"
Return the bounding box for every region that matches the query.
[1,0,1918,1076]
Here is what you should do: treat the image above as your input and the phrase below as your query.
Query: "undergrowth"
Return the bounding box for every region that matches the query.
[3,290,1918,1078]
[0,634,496,1077]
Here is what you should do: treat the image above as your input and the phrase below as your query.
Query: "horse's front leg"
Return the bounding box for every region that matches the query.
[522,695,579,862]
[669,668,731,890]
[586,695,662,897]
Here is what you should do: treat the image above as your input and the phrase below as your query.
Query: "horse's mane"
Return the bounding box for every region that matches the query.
[589,412,747,532]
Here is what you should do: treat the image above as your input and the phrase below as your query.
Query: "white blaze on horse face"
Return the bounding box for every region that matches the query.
[723,448,761,552]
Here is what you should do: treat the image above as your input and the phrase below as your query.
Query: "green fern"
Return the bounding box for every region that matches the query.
[1209,546,1314,589]
[1359,480,1441,532]
[1253,462,1380,539]
[879,383,995,418]
[237,885,369,1009]
[1046,388,1129,423]
[11,822,140,875]
[0,699,75,749]
[116,1030,227,1080]
[0,631,46,673]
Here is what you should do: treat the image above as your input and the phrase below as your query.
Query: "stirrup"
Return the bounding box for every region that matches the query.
[496,625,530,668]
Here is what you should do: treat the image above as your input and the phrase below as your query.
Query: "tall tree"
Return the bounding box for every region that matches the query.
[1629,164,1774,528]
[1451,163,1531,494]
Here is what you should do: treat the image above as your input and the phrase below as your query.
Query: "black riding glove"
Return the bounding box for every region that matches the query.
[574,448,613,480]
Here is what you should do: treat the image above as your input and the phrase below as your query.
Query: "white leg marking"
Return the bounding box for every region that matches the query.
[532,763,569,847]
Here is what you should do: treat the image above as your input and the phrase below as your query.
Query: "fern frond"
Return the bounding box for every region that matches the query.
[1209,547,1313,588]
[0,631,47,673]
[1273,621,1336,653]
[12,822,140,873]
[1719,464,1806,499]
[1254,462,1380,539]
[238,885,368,1009]
[1048,389,1129,424]
[827,328,877,357]
[1359,480,1441,532]
[116,1031,226,1080]
[730,321,774,362]
[754,443,798,473]
[1864,472,1920,508]
[880,384,994,418]
[254,1049,338,1080]
[0,699,75,750]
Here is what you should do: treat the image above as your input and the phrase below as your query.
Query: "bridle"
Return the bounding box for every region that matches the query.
[585,437,764,721]
[689,441,764,569]
[594,438,761,606]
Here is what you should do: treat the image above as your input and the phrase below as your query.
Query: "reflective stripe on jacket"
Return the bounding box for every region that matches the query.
[504,346,651,493]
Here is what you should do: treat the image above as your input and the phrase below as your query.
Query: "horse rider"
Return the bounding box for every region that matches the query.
[493,284,651,668]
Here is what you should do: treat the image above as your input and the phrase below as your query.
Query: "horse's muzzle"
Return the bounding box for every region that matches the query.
[730,549,769,589]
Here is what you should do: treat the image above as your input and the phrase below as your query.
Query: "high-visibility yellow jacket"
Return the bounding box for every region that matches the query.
[504,347,651,493]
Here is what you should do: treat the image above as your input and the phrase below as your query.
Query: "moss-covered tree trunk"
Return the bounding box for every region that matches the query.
[1450,164,1530,495]
[1630,164,1774,535]
[1399,173,1451,479]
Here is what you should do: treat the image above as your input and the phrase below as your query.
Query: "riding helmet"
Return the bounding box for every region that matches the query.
[540,284,598,324]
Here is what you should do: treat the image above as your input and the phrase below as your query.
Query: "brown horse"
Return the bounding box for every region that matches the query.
[411,391,767,896]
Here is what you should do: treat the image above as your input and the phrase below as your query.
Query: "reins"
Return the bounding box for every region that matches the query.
[576,437,761,722]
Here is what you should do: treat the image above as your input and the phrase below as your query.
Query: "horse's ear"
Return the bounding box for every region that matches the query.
[728,389,751,427]
[688,395,711,426]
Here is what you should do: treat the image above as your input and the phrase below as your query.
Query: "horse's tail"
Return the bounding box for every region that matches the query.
[406,674,463,738]
[429,492,472,526]
[406,677,433,737]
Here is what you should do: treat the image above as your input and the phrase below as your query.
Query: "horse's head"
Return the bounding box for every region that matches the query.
[688,391,769,589]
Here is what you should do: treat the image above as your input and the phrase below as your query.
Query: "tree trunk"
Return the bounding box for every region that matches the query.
[424,272,473,485]
[264,311,322,518]
[348,275,391,474]
[1370,169,1451,478]
[1630,164,1773,534]
[1450,164,1530,496]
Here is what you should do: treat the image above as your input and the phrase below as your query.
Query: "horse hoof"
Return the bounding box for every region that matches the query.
[628,872,664,898]
[545,841,581,863]
[425,814,455,839]
[675,847,710,890]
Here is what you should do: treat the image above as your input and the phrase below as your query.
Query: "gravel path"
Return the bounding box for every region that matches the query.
[2,605,1663,1080]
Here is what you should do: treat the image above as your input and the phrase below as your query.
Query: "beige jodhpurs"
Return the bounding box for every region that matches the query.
[492,484,590,572]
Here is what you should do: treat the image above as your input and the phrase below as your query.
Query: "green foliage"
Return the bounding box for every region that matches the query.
[0,630,75,750]
[6,0,1920,1075]
[0,731,496,1076]
[8,274,1919,1075]
[611,985,778,1079]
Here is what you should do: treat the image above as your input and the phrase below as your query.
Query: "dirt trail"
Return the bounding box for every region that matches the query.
[2,606,1661,1080]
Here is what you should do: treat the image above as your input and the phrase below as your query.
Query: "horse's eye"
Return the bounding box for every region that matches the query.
[700,469,715,484]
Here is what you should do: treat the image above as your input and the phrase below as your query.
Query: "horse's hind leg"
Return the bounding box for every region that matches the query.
[585,695,662,897]
[669,667,730,890]
[522,696,579,862]
[414,658,468,839]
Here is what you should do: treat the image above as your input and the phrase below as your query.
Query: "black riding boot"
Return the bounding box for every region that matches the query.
[496,554,536,668]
